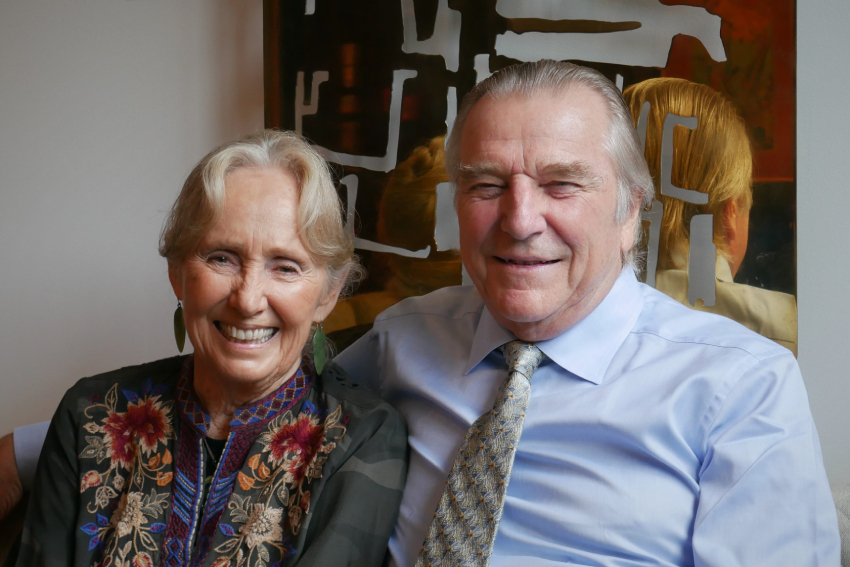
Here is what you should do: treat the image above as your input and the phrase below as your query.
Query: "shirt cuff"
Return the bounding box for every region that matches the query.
[13,421,50,490]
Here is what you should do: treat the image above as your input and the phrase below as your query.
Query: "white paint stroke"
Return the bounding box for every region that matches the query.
[401,0,462,72]
[445,86,457,144]
[687,214,716,307]
[495,0,725,68]
[314,69,417,172]
[660,113,707,204]
[295,70,329,134]
[474,54,492,84]
[341,174,431,258]
[434,182,459,251]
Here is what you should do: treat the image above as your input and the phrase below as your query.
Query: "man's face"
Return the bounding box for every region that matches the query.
[455,88,638,341]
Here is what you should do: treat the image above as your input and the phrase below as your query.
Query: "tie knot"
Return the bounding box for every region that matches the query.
[500,341,545,380]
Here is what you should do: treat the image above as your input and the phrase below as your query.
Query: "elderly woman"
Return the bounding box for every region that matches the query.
[14,130,407,567]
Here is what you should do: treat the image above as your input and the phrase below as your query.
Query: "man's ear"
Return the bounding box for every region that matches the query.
[168,261,183,301]
[619,197,643,254]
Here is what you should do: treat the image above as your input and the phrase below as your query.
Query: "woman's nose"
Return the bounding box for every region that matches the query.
[229,270,269,316]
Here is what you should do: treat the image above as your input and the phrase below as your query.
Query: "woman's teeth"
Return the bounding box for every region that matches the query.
[219,323,275,344]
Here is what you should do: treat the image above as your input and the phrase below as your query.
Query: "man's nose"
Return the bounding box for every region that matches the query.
[500,179,547,240]
[229,268,269,316]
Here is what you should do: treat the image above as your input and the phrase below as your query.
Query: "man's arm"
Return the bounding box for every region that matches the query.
[0,433,22,520]
[693,352,840,566]
[0,422,50,520]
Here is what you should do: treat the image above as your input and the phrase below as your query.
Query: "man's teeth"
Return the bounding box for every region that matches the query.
[219,323,275,343]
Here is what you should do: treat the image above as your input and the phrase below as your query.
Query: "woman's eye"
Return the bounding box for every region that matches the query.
[207,254,232,266]
[277,264,299,275]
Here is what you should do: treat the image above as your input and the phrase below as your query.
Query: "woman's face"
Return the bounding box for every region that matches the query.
[169,167,340,391]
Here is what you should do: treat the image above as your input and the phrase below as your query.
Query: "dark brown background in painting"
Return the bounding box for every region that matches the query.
[264,0,796,297]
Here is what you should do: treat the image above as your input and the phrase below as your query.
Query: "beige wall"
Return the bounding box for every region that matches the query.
[797,0,850,487]
[0,0,848,488]
[0,0,263,431]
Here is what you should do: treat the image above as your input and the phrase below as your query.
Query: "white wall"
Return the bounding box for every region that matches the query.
[0,0,263,434]
[798,0,850,488]
[1,0,848,489]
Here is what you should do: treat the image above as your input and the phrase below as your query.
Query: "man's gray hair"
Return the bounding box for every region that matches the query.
[445,60,655,272]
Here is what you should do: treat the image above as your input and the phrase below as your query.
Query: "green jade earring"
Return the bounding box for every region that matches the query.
[174,301,186,353]
[312,323,327,374]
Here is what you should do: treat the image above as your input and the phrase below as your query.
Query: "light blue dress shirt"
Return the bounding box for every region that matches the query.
[335,269,840,567]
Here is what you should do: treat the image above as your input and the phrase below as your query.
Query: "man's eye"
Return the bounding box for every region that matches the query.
[209,255,229,264]
[468,183,504,197]
[545,181,580,193]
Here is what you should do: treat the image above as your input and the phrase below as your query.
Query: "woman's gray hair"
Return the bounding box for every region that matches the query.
[159,129,363,296]
[445,60,655,272]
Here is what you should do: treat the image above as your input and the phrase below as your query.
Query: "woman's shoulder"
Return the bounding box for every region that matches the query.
[63,355,187,402]
[317,361,391,409]
[315,361,405,432]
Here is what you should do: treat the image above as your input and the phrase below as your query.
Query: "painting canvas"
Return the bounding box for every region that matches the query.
[264,0,797,352]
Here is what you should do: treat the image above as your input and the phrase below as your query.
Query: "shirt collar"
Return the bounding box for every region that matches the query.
[465,268,645,385]
[670,249,734,283]
[715,256,733,282]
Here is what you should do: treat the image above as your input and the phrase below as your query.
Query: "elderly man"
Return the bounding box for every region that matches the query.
[336,61,839,566]
[3,60,840,566]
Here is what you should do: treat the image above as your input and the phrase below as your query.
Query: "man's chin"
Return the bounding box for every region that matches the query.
[487,294,558,326]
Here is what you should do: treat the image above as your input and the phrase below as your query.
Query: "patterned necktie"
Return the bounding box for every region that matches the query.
[416,341,545,567]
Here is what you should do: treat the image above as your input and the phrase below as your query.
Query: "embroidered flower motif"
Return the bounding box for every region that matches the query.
[210,558,230,567]
[102,398,171,468]
[94,486,118,510]
[262,413,324,482]
[240,504,283,549]
[81,470,102,492]
[77,380,173,566]
[111,492,147,538]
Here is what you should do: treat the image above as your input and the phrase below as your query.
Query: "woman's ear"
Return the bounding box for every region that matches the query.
[314,268,350,323]
[722,199,739,243]
[721,198,751,277]
[168,261,183,301]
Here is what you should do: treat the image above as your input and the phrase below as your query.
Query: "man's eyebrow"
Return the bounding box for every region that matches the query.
[457,160,603,186]
[456,163,511,181]
[537,161,600,183]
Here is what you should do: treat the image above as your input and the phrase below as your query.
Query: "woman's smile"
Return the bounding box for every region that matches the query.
[214,322,278,346]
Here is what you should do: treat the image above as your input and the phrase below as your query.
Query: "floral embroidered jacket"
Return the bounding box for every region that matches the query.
[16,355,408,567]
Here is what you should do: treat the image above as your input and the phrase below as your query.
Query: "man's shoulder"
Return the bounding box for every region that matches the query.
[636,283,793,362]
[373,285,484,327]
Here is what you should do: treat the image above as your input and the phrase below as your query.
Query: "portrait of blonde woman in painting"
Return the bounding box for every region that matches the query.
[624,78,798,355]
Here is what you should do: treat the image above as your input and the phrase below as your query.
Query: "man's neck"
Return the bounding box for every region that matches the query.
[490,267,623,342]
